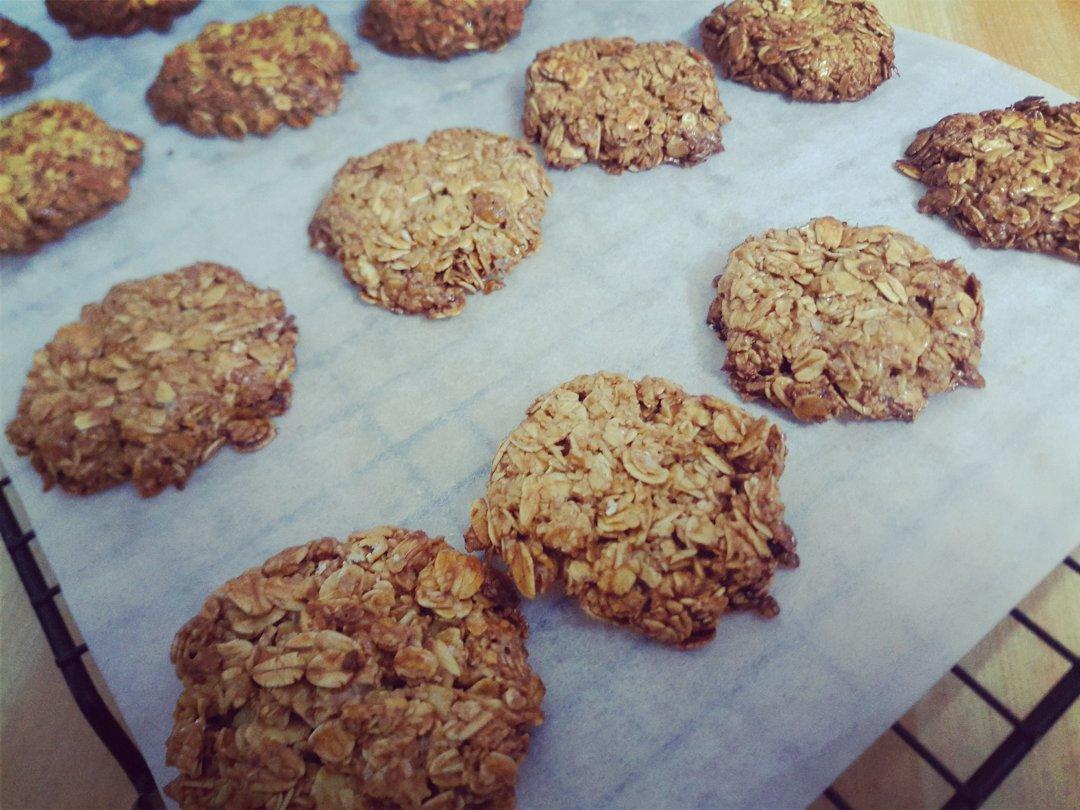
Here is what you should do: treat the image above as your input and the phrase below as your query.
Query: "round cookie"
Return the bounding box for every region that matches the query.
[0,16,51,96]
[165,526,545,809]
[707,217,985,422]
[5,263,297,497]
[309,127,551,318]
[523,38,729,174]
[361,0,529,60]
[1,99,143,254]
[466,372,798,648]
[700,0,895,102]
[46,0,200,38]
[897,97,1080,263]
[146,5,357,139]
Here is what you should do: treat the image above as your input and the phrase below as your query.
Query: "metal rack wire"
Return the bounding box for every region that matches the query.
[0,475,164,810]
[2,469,1076,809]
[822,561,1080,810]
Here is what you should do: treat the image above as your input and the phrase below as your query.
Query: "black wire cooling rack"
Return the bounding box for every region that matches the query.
[2,471,1077,810]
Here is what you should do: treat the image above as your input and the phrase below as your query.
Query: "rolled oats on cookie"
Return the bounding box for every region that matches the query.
[466,372,798,648]
[362,0,530,59]
[0,16,51,96]
[708,217,985,422]
[46,0,199,38]
[700,0,895,102]
[523,38,729,173]
[1,99,143,254]
[897,97,1080,263]
[6,263,297,497]
[146,5,357,139]
[165,526,545,809]
[310,127,551,318]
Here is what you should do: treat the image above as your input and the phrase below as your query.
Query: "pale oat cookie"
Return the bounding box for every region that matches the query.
[310,127,551,318]
[707,217,985,422]
[1,99,143,254]
[361,0,530,60]
[165,526,545,809]
[147,5,357,139]
[6,263,297,497]
[700,0,895,102]
[523,38,729,174]
[466,372,798,648]
[897,97,1080,263]
[0,16,51,96]
[46,0,199,38]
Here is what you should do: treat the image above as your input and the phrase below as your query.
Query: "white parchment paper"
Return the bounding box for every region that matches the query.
[2,2,1078,807]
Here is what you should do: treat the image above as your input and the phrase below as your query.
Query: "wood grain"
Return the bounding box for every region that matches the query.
[876,0,1080,96]
[1,3,1078,809]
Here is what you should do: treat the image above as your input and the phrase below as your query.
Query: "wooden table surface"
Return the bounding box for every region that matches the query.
[1,2,1078,808]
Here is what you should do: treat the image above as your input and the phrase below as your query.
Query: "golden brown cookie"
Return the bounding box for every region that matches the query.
[309,127,552,319]
[0,16,51,96]
[165,526,545,809]
[46,0,200,38]
[6,263,297,497]
[707,217,985,422]
[1,99,143,254]
[466,372,798,648]
[700,0,895,102]
[523,38,729,173]
[897,97,1080,263]
[361,0,530,59]
[146,5,357,139]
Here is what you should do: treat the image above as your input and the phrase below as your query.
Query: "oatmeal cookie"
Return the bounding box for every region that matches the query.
[46,0,200,38]
[700,0,895,102]
[466,372,798,648]
[522,38,729,173]
[0,16,51,96]
[146,5,358,139]
[309,127,551,318]
[165,526,545,809]
[361,0,529,59]
[897,97,1080,263]
[0,99,143,254]
[707,217,984,422]
[5,263,297,497]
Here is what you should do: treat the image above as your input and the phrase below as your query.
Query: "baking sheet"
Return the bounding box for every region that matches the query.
[2,1,1078,807]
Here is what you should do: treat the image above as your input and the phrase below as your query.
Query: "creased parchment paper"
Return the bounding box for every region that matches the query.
[2,2,1078,807]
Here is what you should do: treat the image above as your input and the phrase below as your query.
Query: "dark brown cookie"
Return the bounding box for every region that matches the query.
[147,5,357,139]
[523,38,729,173]
[165,527,545,809]
[46,0,200,38]
[897,97,1080,263]
[0,16,51,96]
[6,263,298,497]
[1,99,143,254]
[361,0,530,59]
[700,0,895,102]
